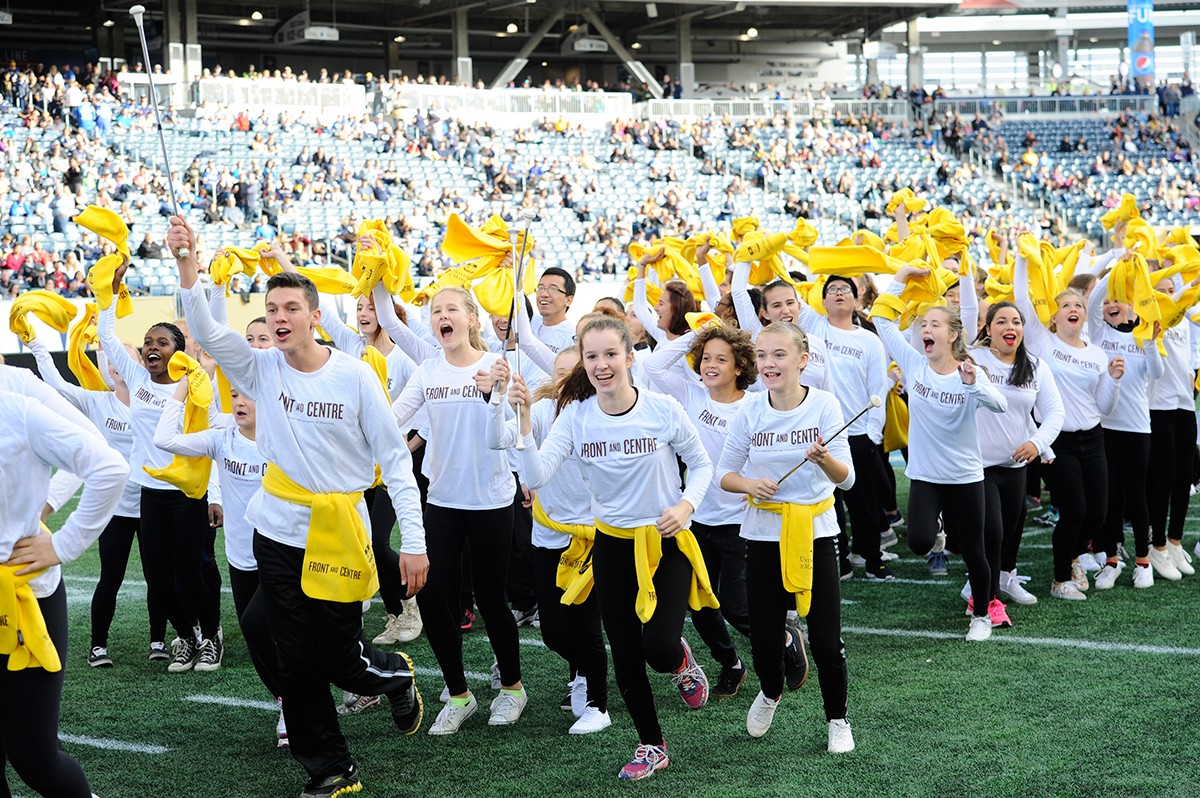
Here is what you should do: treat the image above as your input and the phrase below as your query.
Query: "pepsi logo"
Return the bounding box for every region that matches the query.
[1135,55,1154,71]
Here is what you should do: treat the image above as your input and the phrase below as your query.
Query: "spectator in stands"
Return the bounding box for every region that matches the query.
[137,233,165,260]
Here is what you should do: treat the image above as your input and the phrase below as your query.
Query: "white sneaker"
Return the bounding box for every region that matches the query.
[1094,562,1123,590]
[1194,540,1200,561]
[746,691,780,738]
[1167,541,1195,576]
[1071,561,1090,592]
[847,553,866,568]
[880,549,899,562]
[931,528,946,554]
[491,659,502,690]
[428,695,478,735]
[276,699,288,748]
[362,598,372,614]
[827,718,855,753]
[372,614,406,645]
[1148,548,1182,581]
[1050,581,1087,601]
[999,570,1038,605]
[488,689,528,726]
[959,580,972,602]
[570,676,589,718]
[569,705,612,735]
[1132,564,1154,589]
[1083,552,1104,572]
[965,615,992,642]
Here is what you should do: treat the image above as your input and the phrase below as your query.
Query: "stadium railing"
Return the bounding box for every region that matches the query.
[639,98,910,121]
[391,85,634,126]
[932,95,1159,119]
[195,77,367,115]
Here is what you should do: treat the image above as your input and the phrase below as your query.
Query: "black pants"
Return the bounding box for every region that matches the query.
[690,522,749,669]
[364,486,407,616]
[90,514,168,648]
[984,465,1027,598]
[878,443,901,511]
[1148,409,1197,546]
[593,532,691,745]
[0,583,92,798]
[202,524,222,629]
[844,435,890,565]
[1045,426,1108,582]
[418,503,520,696]
[506,477,537,614]
[747,538,847,719]
[140,487,220,640]
[530,546,608,712]
[907,480,989,618]
[253,534,415,782]
[1100,428,1151,559]
[407,433,429,508]
[229,565,280,699]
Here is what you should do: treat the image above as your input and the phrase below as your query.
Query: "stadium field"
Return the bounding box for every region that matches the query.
[26,482,1200,798]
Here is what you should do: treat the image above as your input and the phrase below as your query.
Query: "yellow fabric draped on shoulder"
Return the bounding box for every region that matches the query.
[594,519,718,623]
[262,463,379,603]
[748,496,836,617]
[531,498,596,605]
[0,524,60,672]
[68,303,110,392]
[142,352,214,499]
[8,289,78,344]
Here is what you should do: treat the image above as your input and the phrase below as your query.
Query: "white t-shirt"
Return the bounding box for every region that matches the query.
[797,304,889,443]
[392,350,516,511]
[730,262,832,392]
[716,388,853,542]
[154,399,266,570]
[519,388,713,529]
[1088,274,1165,434]
[1149,322,1194,412]
[0,391,127,598]
[531,316,575,354]
[972,349,1065,468]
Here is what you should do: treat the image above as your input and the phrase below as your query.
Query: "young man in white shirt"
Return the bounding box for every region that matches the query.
[532,266,576,353]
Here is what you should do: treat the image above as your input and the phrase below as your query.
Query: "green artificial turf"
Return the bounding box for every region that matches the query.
[17,479,1200,798]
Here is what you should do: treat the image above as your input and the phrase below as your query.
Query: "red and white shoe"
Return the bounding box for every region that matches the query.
[618,741,669,781]
[669,638,709,710]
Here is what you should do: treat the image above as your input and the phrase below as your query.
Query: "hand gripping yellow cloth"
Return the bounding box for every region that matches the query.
[85,253,134,317]
[68,304,109,392]
[747,496,836,617]
[593,519,719,624]
[354,220,414,300]
[623,265,662,307]
[531,498,596,605]
[0,524,61,672]
[886,187,926,216]
[1101,193,1140,230]
[439,214,536,316]
[209,246,262,296]
[142,352,214,499]
[8,289,78,344]
[261,463,379,603]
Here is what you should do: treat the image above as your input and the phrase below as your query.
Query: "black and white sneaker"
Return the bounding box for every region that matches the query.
[167,637,199,673]
[300,764,362,798]
[387,653,423,735]
[195,636,223,672]
[713,659,748,698]
[782,622,810,692]
[88,646,113,668]
[148,641,170,662]
[512,607,538,628]
[865,562,895,581]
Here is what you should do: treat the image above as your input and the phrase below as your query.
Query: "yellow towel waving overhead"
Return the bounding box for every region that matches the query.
[8,289,78,344]
[68,303,110,392]
[72,205,131,260]
[1101,193,1140,231]
[353,220,413,300]
[143,352,214,499]
[209,246,262,296]
[438,214,536,316]
[735,232,796,287]
[731,216,760,243]
[886,188,926,216]
[85,253,135,317]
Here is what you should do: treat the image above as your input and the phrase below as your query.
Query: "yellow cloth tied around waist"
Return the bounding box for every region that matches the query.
[748,495,836,617]
[531,498,596,605]
[143,352,214,499]
[262,463,379,603]
[594,519,718,624]
[0,524,61,672]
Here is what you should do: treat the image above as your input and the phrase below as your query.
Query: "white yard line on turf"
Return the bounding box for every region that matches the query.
[842,626,1200,656]
[415,666,492,682]
[59,733,169,754]
[63,574,234,595]
[185,694,280,712]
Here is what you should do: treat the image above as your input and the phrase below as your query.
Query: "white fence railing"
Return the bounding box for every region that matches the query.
[391,86,634,126]
[195,78,366,115]
[931,95,1159,119]
[638,98,911,121]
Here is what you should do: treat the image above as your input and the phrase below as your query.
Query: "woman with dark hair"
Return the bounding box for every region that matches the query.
[965,296,1065,622]
[631,250,700,346]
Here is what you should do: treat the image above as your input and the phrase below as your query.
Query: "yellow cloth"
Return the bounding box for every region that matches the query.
[883,381,909,452]
[436,214,537,316]
[1166,227,1198,249]
[886,188,926,216]
[85,253,134,317]
[67,303,109,392]
[1019,235,1058,327]
[210,246,261,296]
[735,232,796,286]
[353,221,414,299]
[1108,252,1163,352]
[142,352,213,499]
[294,267,358,295]
[8,290,78,344]
[72,205,130,259]
[685,312,720,331]
[262,463,378,603]
[214,366,234,414]
[851,229,886,251]
[731,216,760,242]
[985,231,1013,270]
[629,238,704,303]
[808,244,903,278]
[681,232,735,285]
[747,496,836,617]
[623,266,663,307]
[1101,193,1140,230]
[0,527,60,672]
[531,498,596,605]
[594,519,719,623]
[1123,217,1160,260]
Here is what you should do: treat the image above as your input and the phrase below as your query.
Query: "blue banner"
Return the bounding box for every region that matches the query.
[1128,0,1155,87]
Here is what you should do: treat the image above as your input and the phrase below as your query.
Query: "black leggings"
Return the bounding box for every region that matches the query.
[506,477,537,614]
[1100,428,1151,559]
[364,486,407,616]
[1044,425,1108,582]
[593,532,691,745]
[690,522,748,670]
[530,546,608,712]
[418,503,520,696]
[844,435,890,565]
[907,479,989,618]
[90,514,168,648]
[140,486,220,640]
[202,524,222,629]
[1148,409,1197,546]
[0,584,92,798]
[229,565,280,699]
[984,465,1027,598]
[746,537,847,719]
